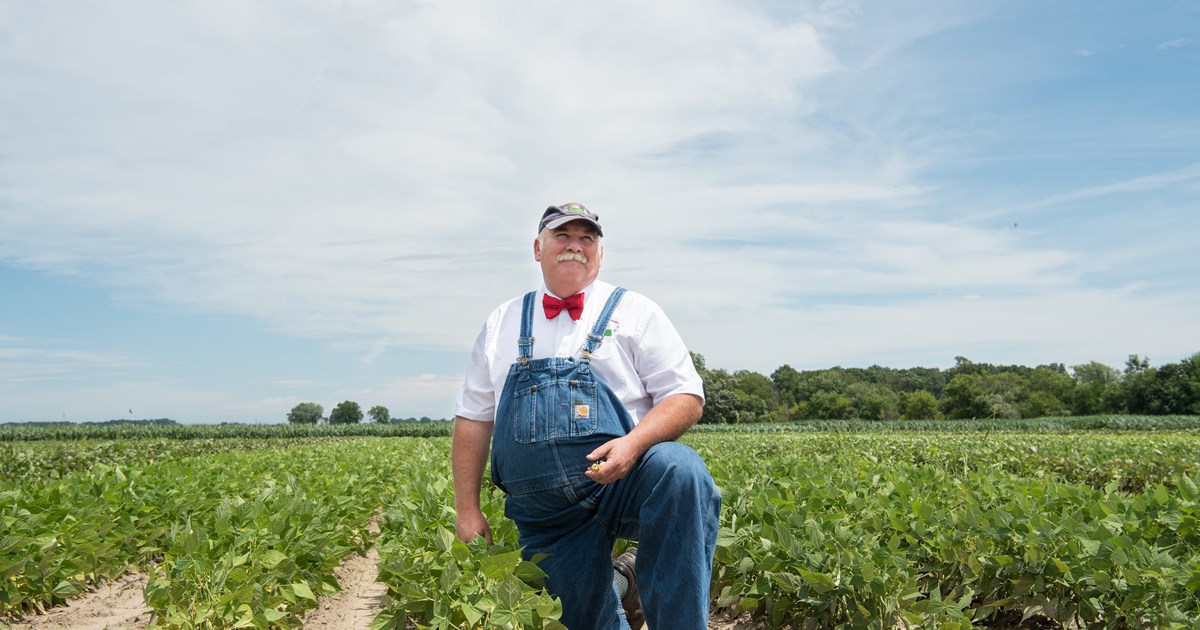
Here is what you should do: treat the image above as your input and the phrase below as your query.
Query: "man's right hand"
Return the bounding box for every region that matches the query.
[455,507,493,544]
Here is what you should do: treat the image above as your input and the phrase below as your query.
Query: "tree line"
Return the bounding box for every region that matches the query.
[694,352,1200,423]
[286,401,389,424]
[286,402,445,425]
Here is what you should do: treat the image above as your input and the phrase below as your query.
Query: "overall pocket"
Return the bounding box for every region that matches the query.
[510,377,599,444]
[554,378,599,440]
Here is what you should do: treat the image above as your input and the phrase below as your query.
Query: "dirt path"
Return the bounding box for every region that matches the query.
[4,572,151,630]
[299,515,388,629]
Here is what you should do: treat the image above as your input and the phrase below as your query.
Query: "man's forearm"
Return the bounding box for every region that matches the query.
[625,393,703,454]
[452,416,494,511]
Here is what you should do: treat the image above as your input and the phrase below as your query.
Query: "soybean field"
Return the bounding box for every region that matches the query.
[3,418,1200,629]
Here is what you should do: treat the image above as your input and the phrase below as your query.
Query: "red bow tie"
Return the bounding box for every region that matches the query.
[543,292,584,320]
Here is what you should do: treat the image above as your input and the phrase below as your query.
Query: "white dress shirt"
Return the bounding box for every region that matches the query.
[455,280,705,424]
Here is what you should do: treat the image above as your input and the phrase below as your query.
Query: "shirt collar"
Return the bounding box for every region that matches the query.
[542,281,598,301]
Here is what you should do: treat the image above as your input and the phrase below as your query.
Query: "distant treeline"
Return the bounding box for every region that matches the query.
[0,420,452,442]
[0,418,178,428]
[694,352,1200,423]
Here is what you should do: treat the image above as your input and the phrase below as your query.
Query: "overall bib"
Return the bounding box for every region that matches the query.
[490,288,721,630]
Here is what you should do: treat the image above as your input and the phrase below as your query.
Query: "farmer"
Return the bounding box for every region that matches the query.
[452,202,721,629]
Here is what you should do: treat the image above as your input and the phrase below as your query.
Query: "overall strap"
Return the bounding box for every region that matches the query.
[581,287,626,360]
[517,291,536,365]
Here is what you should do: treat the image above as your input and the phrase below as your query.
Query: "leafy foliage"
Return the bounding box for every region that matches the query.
[692,351,1200,422]
[330,401,364,425]
[5,426,1200,627]
[0,420,452,443]
[699,433,1200,627]
[286,402,324,424]
[372,444,565,629]
[368,405,391,424]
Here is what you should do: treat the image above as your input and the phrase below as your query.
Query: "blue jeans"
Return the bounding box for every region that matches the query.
[505,441,721,630]
[491,289,721,629]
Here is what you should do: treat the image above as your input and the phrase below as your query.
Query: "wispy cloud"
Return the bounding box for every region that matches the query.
[1026,163,1200,209]
[2,1,1198,420]
[0,345,140,385]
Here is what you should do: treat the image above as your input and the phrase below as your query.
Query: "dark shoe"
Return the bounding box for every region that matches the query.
[613,547,645,630]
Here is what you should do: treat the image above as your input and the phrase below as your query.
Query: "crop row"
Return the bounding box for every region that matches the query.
[5,415,1200,444]
[5,432,1200,628]
[6,428,1198,493]
[697,434,1200,628]
[0,421,453,443]
[1,439,402,626]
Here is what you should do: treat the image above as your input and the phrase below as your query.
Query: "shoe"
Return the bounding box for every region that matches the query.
[613,547,645,630]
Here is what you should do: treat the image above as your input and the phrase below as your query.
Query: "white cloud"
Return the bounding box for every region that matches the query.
[1158,38,1190,49]
[2,1,1197,423]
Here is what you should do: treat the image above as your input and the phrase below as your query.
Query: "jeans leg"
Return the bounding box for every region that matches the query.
[601,442,721,630]
[518,518,628,630]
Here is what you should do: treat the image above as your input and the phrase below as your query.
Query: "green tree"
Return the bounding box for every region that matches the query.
[941,374,988,419]
[699,368,740,424]
[368,405,390,424]
[770,364,803,407]
[731,370,778,423]
[286,402,323,425]
[1124,353,1200,415]
[844,382,899,420]
[330,401,363,424]
[1020,366,1073,417]
[900,390,941,420]
[1071,361,1122,415]
[808,390,852,419]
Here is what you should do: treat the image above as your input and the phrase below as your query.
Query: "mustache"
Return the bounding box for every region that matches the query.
[557,252,588,264]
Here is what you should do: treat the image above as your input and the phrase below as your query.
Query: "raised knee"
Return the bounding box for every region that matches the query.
[647,443,714,488]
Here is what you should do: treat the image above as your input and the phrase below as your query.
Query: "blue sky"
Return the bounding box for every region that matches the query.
[2,0,1198,423]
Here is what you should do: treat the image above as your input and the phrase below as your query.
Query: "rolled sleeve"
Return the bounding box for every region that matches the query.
[453,323,497,422]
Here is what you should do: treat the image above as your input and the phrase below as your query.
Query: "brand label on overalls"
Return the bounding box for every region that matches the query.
[574,404,590,420]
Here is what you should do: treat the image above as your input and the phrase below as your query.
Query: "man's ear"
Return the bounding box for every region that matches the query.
[533,237,542,261]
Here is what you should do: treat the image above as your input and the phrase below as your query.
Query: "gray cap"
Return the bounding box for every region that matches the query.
[538,202,603,236]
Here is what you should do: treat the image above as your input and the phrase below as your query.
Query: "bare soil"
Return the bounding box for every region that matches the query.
[4,572,150,630]
[298,515,388,629]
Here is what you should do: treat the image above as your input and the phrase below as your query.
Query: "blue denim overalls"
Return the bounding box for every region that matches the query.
[491,287,632,510]
[491,287,719,630]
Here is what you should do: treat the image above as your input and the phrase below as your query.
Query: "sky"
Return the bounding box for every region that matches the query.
[2,1,1198,423]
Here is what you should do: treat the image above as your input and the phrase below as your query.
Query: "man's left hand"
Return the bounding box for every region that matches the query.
[584,436,645,484]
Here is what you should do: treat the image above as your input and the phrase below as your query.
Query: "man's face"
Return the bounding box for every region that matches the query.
[533,221,603,296]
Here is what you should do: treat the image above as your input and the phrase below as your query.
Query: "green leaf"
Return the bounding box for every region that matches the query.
[461,602,483,626]
[797,569,836,594]
[479,550,522,580]
[293,582,317,601]
[260,549,288,568]
[497,574,524,609]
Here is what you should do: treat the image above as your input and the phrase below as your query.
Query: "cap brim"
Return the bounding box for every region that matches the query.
[542,215,604,236]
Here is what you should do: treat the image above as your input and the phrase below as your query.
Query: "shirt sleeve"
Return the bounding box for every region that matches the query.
[453,321,497,422]
[631,298,706,407]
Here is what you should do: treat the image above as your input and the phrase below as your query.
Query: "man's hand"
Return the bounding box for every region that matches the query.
[584,435,646,484]
[455,507,493,544]
[584,394,703,484]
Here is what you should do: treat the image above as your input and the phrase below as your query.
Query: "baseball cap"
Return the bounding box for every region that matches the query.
[538,202,603,236]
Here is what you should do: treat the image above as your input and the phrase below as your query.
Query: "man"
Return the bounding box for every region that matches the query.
[452,202,721,630]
